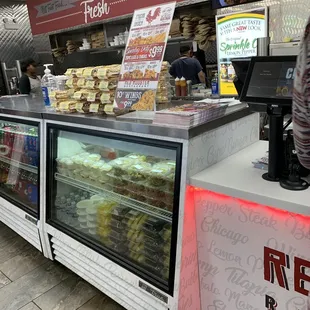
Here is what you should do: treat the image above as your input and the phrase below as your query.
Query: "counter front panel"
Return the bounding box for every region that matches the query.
[46,124,182,295]
[0,117,40,216]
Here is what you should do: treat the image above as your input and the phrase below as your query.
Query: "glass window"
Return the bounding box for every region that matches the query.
[48,128,181,292]
[0,120,39,214]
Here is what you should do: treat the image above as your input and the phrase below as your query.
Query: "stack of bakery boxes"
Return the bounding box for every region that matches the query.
[51,65,121,115]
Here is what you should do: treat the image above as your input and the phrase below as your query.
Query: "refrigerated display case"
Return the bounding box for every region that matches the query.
[0,118,39,216]
[46,124,182,294]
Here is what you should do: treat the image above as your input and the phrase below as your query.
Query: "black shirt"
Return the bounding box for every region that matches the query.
[169,57,203,85]
[19,74,31,94]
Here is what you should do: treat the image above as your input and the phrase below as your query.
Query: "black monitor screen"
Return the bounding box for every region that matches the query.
[232,59,251,84]
[240,56,297,105]
[211,0,263,10]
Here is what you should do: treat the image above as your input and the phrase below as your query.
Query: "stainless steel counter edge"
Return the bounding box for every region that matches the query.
[0,97,252,140]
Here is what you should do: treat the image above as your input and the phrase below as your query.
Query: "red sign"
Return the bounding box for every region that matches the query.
[26,0,184,35]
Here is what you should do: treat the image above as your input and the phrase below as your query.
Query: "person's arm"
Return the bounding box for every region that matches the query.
[19,75,31,94]
[194,59,206,85]
[293,20,310,169]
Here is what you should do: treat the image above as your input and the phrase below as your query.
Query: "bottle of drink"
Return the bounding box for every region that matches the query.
[211,73,219,96]
[180,77,187,97]
[175,78,181,97]
[41,64,56,107]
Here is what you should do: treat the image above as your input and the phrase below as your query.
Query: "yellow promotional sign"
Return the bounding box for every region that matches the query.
[216,9,267,96]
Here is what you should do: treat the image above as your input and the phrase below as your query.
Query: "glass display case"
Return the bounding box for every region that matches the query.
[0,118,40,216]
[46,125,182,294]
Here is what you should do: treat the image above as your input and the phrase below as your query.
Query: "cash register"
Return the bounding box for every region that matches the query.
[240,56,309,191]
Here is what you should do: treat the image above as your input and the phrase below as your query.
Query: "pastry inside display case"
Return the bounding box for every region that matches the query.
[50,131,179,284]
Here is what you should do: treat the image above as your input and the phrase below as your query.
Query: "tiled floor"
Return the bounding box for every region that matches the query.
[0,222,125,310]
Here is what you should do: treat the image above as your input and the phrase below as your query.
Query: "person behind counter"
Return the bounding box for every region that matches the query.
[293,17,310,170]
[169,46,206,85]
[19,58,42,97]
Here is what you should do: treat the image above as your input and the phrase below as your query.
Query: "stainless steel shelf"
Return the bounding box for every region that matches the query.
[55,173,172,223]
[0,155,38,174]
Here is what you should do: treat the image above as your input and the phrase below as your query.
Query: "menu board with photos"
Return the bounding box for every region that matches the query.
[114,2,176,111]
[216,8,267,96]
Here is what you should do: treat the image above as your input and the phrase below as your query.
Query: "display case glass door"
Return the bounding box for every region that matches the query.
[47,125,182,294]
[0,118,40,216]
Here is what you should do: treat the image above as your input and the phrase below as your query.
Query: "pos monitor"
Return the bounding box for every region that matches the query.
[231,58,251,97]
[240,56,297,183]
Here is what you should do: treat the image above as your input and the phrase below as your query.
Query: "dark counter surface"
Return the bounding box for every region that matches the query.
[0,96,251,140]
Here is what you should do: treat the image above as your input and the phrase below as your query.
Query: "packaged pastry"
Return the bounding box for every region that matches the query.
[97,67,107,80]
[108,79,118,90]
[128,162,151,182]
[77,78,87,88]
[89,160,105,179]
[100,91,112,103]
[112,186,129,196]
[76,101,90,113]
[107,173,128,186]
[51,90,70,100]
[98,80,109,91]
[89,103,106,114]
[104,104,114,115]
[85,79,100,90]
[64,68,73,76]
[143,217,165,234]
[124,210,142,228]
[58,101,77,113]
[162,224,172,241]
[98,163,113,183]
[76,68,86,78]
[109,157,135,176]
[110,205,129,221]
[66,78,78,88]
[127,190,146,202]
[106,65,121,78]
[125,154,147,162]
[146,197,166,209]
[87,91,102,102]
[73,90,88,101]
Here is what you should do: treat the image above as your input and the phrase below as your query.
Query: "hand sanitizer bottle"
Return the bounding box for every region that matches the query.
[41,64,56,107]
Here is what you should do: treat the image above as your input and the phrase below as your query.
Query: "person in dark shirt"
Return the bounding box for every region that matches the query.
[19,58,42,97]
[169,46,206,85]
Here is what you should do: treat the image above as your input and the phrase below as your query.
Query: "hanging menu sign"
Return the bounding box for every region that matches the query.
[114,2,176,111]
[216,8,267,96]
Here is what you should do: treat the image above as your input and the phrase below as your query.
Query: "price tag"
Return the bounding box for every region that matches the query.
[83,68,93,77]
[87,92,97,102]
[100,93,111,103]
[73,91,83,100]
[148,45,164,58]
[97,68,107,79]
[86,80,96,89]
[89,103,99,113]
[76,101,84,112]
[99,80,109,90]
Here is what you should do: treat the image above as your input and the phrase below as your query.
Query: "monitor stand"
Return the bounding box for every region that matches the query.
[262,105,290,182]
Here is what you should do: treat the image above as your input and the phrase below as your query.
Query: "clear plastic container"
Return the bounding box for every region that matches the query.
[109,157,133,177]
[146,197,166,209]
[107,173,128,187]
[112,186,129,196]
[127,163,151,182]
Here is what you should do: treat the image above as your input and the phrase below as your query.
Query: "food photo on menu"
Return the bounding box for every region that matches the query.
[212,0,263,9]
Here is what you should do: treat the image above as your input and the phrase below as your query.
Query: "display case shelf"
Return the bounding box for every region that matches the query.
[55,173,173,222]
[0,155,38,174]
